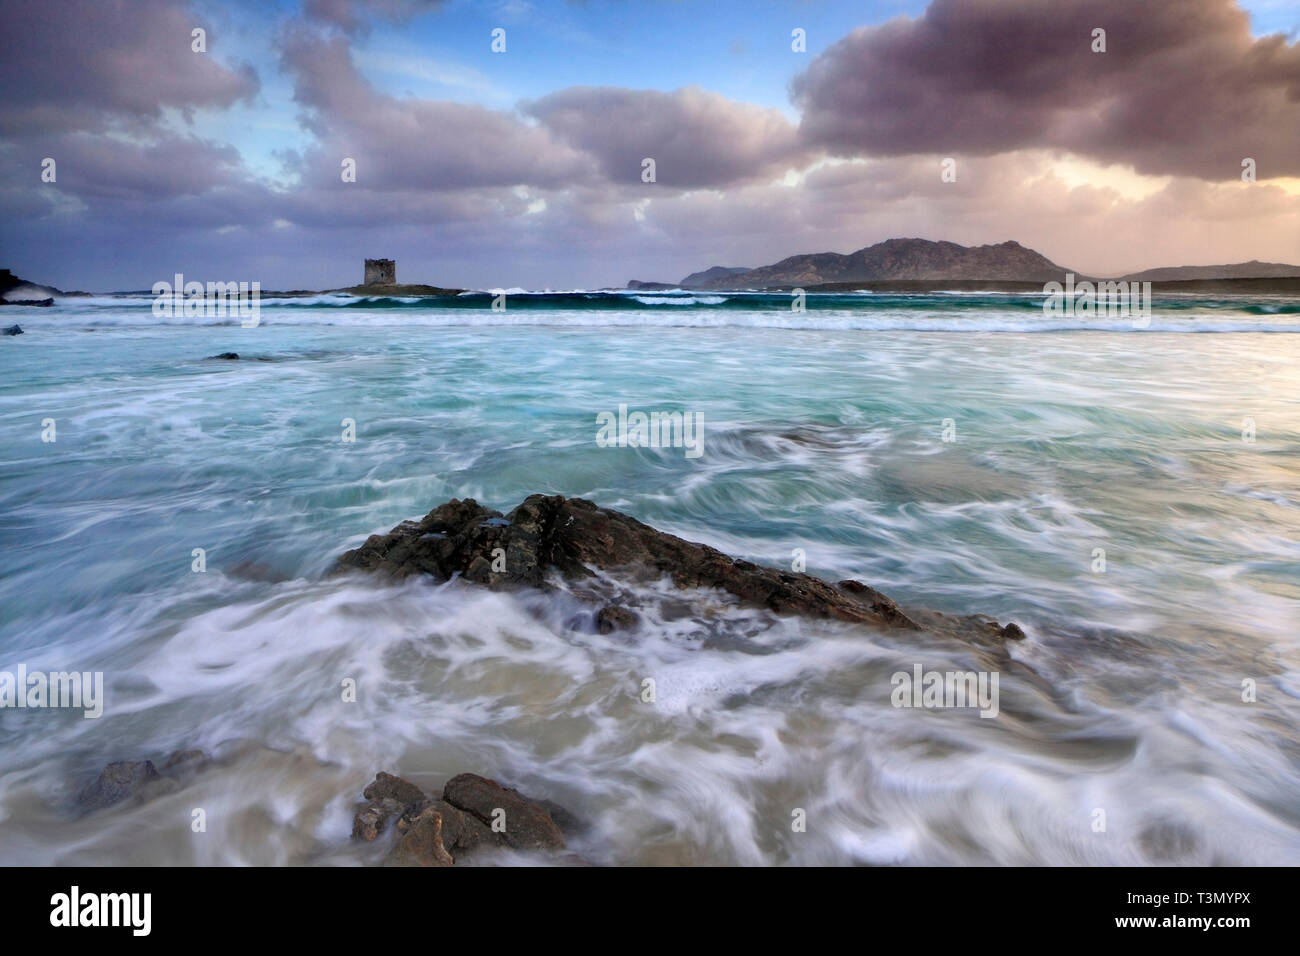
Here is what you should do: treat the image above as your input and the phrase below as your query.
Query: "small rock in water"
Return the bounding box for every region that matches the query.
[76,749,212,813]
[363,771,426,807]
[596,603,639,634]
[77,760,162,812]
[442,773,567,852]
[225,559,288,583]
[208,352,239,360]
[162,748,211,776]
[351,770,569,865]
[2,324,22,335]
[390,805,456,867]
[352,798,406,841]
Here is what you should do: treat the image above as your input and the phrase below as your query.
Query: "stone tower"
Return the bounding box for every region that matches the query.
[364,258,396,285]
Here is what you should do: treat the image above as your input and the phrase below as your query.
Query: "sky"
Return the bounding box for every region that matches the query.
[1,0,1298,291]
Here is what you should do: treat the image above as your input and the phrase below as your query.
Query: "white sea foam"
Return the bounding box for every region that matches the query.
[1,571,1295,865]
[630,295,729,306]
[11,299,1300,332]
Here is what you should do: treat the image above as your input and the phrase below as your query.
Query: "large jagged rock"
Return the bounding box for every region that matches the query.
[338,494,1025,645]
[351,771,567,866]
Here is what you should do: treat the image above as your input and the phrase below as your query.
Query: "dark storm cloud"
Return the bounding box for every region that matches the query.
[524,86,810,188]
[792,0,1300,180]
[0,0,259,135]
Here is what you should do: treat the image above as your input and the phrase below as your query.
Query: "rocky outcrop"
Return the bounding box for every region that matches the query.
[1,269,62,303]
[351,771,567,866]
[678,265,751,287]
[338,494,1026,646]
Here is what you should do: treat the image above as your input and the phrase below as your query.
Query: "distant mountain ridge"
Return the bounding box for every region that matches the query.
[629,239,1300,290]
[1119,260,1300,282]
[626,238,1070,290]
[709,238,1070,288]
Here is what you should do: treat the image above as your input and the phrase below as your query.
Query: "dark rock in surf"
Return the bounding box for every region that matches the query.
[208,352,239,360]
[363,770,426,807]
[389,803,456,866]
[2,324,21,335]
[351,770,567,865]
[77,749,212,813]
[392,798,495,865]
[77,760,162,812]
[442,773,566,852]
[162,748,211,777]
[595,603,639,634]
[338,493,1028,645]
[225,560,289,583]
[353,798,406,842]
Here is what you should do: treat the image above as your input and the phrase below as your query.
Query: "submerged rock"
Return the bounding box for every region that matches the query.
[351,770,568,866]
[161,748,211,778]
[2,324,21,335]
[339,493,1027,645]
[77,760,162,812]
[208,352,239,360]
[595,603,639,634]
[76,748,212,813]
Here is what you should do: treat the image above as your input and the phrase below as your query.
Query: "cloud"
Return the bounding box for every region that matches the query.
[0,0,269,230]
[525,85,811,188]
[279,27,595,195]
[792,0,1300,180]
[569,147,1300,282]
[0,0,258,136]
[27,133,247,202]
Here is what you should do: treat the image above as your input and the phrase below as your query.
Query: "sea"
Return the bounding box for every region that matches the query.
[0,289,1297,865]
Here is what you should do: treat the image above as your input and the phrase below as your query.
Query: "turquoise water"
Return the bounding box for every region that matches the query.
[0,292,1297,865]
